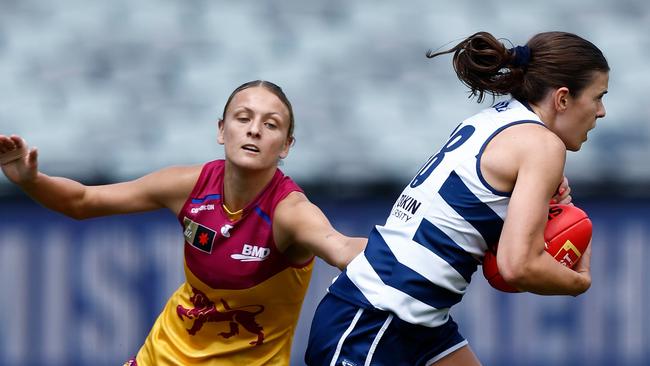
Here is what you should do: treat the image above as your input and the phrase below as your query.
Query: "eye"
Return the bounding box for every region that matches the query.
[264,121,278,129]
[237,116,250,123]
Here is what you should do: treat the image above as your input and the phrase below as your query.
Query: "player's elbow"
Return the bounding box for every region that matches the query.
[326,249,352,271]
[325,250,358,271]
[336,237,366,270]
[332,258,348,271]
[498,260,533,289]
[66,206,90,220]
[315,252,345,271]
[64,200,95,220]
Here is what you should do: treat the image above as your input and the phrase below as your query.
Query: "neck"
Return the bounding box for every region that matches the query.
[222,160,277,211]
[527,90,560,128]
[528,101,556,128]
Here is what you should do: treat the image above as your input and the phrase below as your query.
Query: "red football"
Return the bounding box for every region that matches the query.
[544,204,592,267]
[482,204,592,293]
[482,249,519,292]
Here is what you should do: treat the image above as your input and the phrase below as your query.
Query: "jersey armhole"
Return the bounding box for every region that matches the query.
[269,189,316,269]
[475,120,546,197]
[291,255,315,269]
[176,160,220,221]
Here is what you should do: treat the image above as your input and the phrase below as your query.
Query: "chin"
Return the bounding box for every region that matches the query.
[233,157,277,172]
[569,141,585,152]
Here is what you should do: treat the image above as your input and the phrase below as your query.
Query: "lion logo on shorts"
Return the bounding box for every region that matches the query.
[177,287,265,345]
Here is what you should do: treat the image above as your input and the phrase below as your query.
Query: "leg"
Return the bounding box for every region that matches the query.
[250,330,264,346]
[305,294,368,365]
[219,321,239,338]
[431,344,481,366]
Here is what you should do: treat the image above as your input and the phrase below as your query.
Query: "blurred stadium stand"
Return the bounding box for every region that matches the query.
[1,1,650,365]
[1,0,649,193]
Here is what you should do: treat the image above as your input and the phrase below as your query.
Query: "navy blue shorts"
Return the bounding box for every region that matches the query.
[305,293,467,366]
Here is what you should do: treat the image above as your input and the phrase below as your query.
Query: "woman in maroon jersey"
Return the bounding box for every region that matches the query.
[0,80,366,365]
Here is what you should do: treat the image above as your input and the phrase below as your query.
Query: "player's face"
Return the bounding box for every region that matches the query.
[556,71,609,151]
[218,87,293,171]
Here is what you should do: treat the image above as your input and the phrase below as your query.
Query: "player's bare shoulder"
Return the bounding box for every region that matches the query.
[272,191,312,254]
[521,123,566,154]
[515,124,567,171]
[499,122,562,151]
[158,164,203,183]
[273,191,310,225]
[488,123,564,166]
[273,192,318,237]
[481,123,563,192]
[145,164,203,213]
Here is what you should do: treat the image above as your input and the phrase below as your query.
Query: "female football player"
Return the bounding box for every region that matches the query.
[305,31,607,366]
[0,80,366,365]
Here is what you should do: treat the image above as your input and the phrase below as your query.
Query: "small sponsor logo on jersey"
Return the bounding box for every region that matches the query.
[190,204,215,214]
[391,193,422,222]
[183,217,216,253]
[493,100,510,112]
[341,360,358,366]
[220,224,234,237]
[230,244,271,262]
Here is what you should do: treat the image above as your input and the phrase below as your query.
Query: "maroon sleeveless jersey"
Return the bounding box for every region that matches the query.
[179,159,306,289]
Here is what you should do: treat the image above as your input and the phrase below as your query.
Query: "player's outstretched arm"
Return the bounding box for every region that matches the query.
[0,134,201,219]
[273,191,367,270]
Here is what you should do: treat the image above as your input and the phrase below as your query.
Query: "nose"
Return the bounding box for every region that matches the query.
[597,103,606,119]
[247,119,262,137]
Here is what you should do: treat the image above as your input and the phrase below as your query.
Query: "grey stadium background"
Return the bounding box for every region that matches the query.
[1,1,650,365]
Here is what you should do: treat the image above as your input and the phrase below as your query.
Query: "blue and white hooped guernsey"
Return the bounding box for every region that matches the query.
[329,99,544,328]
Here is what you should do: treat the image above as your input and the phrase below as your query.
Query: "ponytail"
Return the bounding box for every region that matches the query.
[428,31,609,103]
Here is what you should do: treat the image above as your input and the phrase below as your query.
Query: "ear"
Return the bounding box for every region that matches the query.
[553,87,571,112]
[217,119,225,145]
[278,136,294,159]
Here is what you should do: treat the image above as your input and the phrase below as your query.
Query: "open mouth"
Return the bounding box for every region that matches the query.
[242,144,260,153]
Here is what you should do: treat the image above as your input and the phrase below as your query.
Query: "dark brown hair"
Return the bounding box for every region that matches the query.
[221,80,295,138]
[427,31,610,103]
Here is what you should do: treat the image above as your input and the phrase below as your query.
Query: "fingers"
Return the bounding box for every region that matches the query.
[28,147,39,165]
[0,135,29,165]
[559,176,569,190]
[0,135,15,153]
[550,176,572,205]
[577,239,591,258]
[572,240,592,295]
[557,194,573,205]
[0,135,25,153]
[574,240,592,274]
[557,176,570,197]
[11,135,26,149]
[550,193,571,204]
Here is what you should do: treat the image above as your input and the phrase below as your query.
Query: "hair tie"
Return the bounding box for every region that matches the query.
[509,45,531,67]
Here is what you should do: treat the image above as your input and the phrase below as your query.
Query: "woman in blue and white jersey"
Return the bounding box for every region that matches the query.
[306,31,609,366]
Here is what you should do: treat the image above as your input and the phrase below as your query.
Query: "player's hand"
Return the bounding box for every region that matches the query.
[551,176,572,205]
[572,239,592,295]
[0,134,38,185]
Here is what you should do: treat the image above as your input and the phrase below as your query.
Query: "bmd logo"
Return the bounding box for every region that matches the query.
[230,244,271,262]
